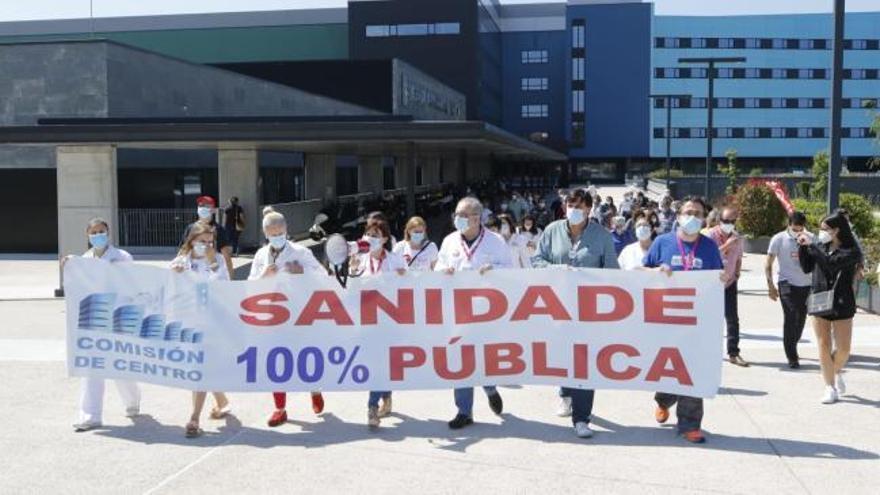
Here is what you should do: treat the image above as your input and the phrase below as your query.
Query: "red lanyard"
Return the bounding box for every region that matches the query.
[460,229,485,262]
[676,235,701,271]
[369,252,385,274]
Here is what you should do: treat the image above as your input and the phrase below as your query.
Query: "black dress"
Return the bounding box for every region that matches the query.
[798,242,862,321]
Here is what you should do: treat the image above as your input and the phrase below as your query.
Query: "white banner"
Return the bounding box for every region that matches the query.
[65,257,724,397]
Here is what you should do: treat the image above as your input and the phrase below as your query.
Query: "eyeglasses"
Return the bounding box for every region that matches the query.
[721,219,737,224]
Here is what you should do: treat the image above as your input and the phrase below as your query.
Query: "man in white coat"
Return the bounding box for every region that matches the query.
[435,197,514,429]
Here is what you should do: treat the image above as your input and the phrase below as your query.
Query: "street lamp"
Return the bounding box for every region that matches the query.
[649,93,692,191]
[828,0,845,213]
[678,56,746,199]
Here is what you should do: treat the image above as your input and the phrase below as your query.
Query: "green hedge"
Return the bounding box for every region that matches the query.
[735,182,788,238]
[791,194,876,239]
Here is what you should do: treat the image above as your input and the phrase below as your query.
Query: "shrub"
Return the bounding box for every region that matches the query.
[747,167,764,177]
[647,168,684,179]
[735,181,788,238]
[794,181,811,199]
[790,198,825,232]
[810,150,829,200]
[790,194,875,239]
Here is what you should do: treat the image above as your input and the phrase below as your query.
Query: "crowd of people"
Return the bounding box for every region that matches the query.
[64,184,864,444]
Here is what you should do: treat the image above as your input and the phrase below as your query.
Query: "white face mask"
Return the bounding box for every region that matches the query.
[454,215,471,233]
[365,236,383,252]
[410,231,425,244]
[566,207,585,225]
[636,225,652,240]
[817,230,833,244]
[268,234,287,250]
[678,215,703,236]
[197,206,213,220]
[193,242,208,257]
[720,223,735,235]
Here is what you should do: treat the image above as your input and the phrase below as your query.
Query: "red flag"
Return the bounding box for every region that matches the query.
[765,181,794,215]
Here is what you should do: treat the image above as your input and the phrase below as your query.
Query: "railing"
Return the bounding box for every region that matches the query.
[266,199,324,239]
[119,208,195,247]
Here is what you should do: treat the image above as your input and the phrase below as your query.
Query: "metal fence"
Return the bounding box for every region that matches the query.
[119,208,195,247]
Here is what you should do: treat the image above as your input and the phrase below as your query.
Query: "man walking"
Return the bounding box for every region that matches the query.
[709,206,747,367]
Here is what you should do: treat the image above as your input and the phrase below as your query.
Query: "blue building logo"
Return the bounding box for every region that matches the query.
[78,292,204,343]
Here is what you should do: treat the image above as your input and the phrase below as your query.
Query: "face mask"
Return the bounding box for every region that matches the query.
[817,230,832,244]
[566,207,585,225]
[789,228,802,238]
[538,202,546,209]
[365,236,383,252]
[454,216,470,233]
[89,232,108,250]
[524,223,533,231]
[197,206,212,220]
[193,242,208,257]
[410,232,425,244]
[678,215,703,236]
[500,203,509,211]
[268,234,287,250]
[636,225,652,240]
[720,223,735,235]
[501,224,511,237]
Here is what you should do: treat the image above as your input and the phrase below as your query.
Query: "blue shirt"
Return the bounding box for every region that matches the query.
[611,229,636,256]
[643,232,724,272]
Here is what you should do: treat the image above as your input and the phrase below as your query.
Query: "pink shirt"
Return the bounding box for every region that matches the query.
[709,226,743,287]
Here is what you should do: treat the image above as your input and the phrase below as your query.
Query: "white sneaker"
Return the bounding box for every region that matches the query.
[835,373,846,395]
[125,406,140,418]
[73,421,102,432]
[821,386,838,404]
[574,422,593,438]
[556,396,573,417]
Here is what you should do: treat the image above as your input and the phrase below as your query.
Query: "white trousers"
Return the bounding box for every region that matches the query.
[78,377,141,423]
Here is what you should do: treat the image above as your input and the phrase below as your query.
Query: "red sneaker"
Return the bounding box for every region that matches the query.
[311,393,325,414]
[654,405,670,424]
[267,409,288,427]
[681,429,706,444]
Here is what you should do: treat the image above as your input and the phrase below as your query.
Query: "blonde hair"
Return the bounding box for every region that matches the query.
[262,206,286,230]
[178,223,214,257]
[404,216,427,241]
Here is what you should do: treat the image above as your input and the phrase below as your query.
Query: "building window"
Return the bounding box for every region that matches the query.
[365,22,461,38]
[572,121,585,146]
[572,21,585,49]
[572,58,585,81]
[572,90,584,113]
[521,104,549,118]
[521,50,549,64]
[521,77,549,91]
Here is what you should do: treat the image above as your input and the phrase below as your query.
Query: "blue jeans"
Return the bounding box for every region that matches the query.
[454,386,497,416]
[561,387,595,425]
[368,391,391,408]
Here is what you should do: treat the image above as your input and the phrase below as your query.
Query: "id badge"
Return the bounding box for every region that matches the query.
[693,257,703,269]
[671,255,683,267]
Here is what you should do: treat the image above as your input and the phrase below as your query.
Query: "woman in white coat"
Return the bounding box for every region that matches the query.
[171,222,232,438]
[68,218,142,432]
[250,207,329,428]
[392,216,439,272]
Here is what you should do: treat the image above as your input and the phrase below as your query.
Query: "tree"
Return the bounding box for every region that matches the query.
[810,150,829,200]
[718,148,739,196]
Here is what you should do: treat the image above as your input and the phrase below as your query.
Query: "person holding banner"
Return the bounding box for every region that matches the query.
[250,207,328,428]
[796,212,862,404]
[67,218,142,433]
[393,216,439,272]
[171,223,232,438]
[352,219,407,429]
[532,188,619,439]
[643,196,725,444]
[436,197,512,430]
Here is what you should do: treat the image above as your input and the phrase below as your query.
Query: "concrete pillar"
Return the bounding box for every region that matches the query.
[358,156,384,194]
[57,145,118,258]
[305,154,336,202]
[218,148,260,249]
[396,143,417,217]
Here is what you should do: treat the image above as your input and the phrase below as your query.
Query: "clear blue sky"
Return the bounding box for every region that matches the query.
[0,0,877,23]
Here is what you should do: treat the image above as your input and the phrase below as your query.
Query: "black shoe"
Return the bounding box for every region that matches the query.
[448,414,473,430]
[488,392,503,415]
[788,360,800,369]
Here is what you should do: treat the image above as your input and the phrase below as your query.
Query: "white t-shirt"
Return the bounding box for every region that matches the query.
[767,230,812,287]
[506,234,533,269]
[435,229,514,272]
[83,245,133,263]
[171,254,230,281]
[249,240,325,280]
[617,242,649,271]
[392,240,439,272]
[353,250,407,279]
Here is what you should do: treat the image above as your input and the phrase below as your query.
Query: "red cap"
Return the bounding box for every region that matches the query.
[196,196,216,207]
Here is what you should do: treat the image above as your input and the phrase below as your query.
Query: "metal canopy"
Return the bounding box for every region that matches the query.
[0,118,567,162]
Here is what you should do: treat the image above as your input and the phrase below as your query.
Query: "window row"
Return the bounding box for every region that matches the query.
[365,22,460,38]
[652,127,873,139]
[655,37,880,50]
[654,97,880,109]
[572,57,585,81]
[521,77,549,91]
[521,104,549,118]
[572,21,585,49]
[654,67,880,80]
[572,90,584,113]
[521,50,549,64]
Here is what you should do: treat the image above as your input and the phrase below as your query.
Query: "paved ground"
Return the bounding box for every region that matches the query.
[1,253,878,494]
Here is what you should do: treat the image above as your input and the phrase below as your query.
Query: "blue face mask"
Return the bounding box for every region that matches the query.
[678,215,703,236]
[454,216,470,233]
[410,232,426,244]
[268,234,287,250]
[89,232,108,250]
[197,207,213,220]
